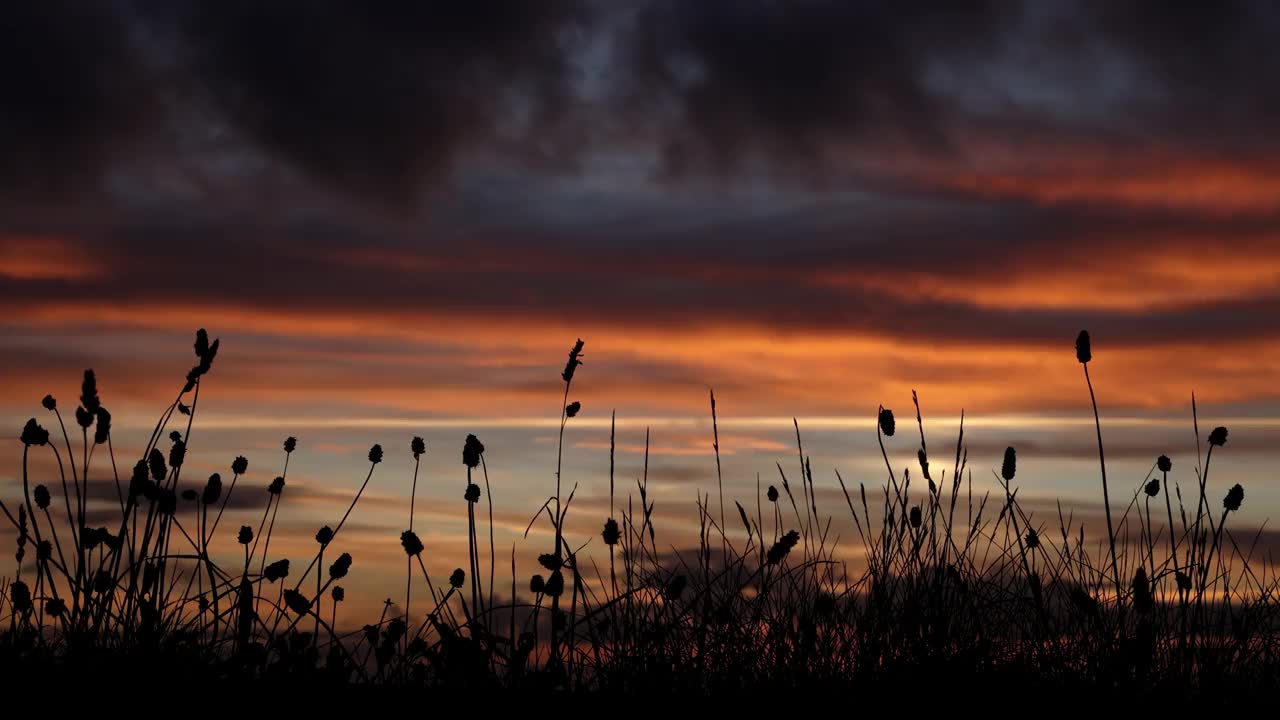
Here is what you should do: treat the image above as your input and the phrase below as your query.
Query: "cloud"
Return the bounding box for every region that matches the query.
[0,2,161,202]
[622,0,1021,180]
[160,0,590,207]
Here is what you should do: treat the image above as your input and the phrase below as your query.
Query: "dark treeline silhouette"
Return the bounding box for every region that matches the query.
[1,330,1276,701]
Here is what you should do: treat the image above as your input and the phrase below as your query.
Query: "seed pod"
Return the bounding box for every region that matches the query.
[329,552,352,579]
[878,408,895,437]
[1209,427,1229,447]
[1224,483,1244,512]
[1075,330,1092,363]
[462,434,484,468]
[315,525,334,546]
[602,518,620,546]
[21,419,49,447]
[264,559,290,582]
[202,473,222,505]
[400,529,424,557]
[1001,446,1016,481]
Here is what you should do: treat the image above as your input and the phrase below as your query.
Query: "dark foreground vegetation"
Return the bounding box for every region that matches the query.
[2,330,1276,701]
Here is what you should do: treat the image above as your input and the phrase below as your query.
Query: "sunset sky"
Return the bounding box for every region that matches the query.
[4,2,1280,619]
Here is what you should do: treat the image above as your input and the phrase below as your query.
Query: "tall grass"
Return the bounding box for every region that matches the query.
[1,329,1276,697]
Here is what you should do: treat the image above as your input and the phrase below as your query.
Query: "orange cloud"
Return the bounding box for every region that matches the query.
[0,236,102,280]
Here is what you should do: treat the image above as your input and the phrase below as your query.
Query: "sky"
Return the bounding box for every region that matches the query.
[4,1,1280,620]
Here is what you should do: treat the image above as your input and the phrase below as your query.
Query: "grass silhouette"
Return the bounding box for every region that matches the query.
[1,329,1277,700]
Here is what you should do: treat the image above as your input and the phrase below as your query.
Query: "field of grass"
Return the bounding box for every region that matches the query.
[2,330,1276,699]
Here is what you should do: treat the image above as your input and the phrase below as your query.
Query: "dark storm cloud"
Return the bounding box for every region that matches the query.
[6,1,1280,202]
[0,2,160,200]
[619,1,1280,180]
[161,0,589,206]
[1,1,591,206]
[1081,1,1280,149]
[624,0,1021,179]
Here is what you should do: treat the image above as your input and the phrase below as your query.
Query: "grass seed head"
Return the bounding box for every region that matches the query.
[1075,330,1092,363]
[767,530,801,565]
[400,530,424,557]
[1001,446,1017,481]
[329,552,352,579]
[20,418,49,447]
[1208,426,1229,447]
[562,338,585,383]
[1224,483,1244,512]
[463,434,485,468]
[602,518,620,546]
[80,369,100,413]
[93,570,113,594]
[545,569,564,597]
[8,576,29,609]
[878,408,895,437]
[315,525,335,546]
[202,473,223,505]
[45,598,67,618]
[1176,571,1192,592]
[264,559,290,582]
[283,589,311,616]
[93,407,111,444]
[169,438,186,468]
[148,448,167,482]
